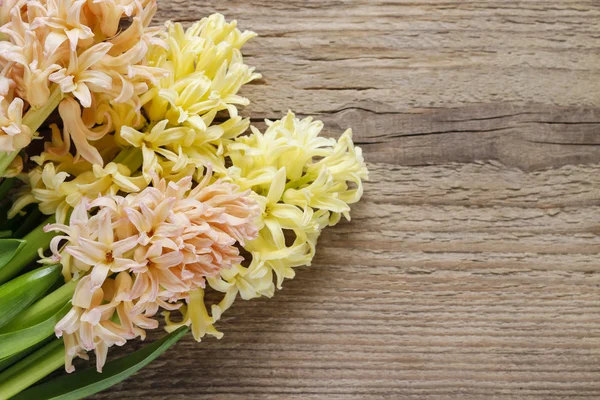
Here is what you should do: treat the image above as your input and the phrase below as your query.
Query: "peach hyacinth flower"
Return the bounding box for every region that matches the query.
[46,171,260,372]
[0,93,32,152]
[0,0,165,162]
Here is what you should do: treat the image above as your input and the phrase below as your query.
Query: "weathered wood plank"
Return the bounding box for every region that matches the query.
[319,104,600,170]
[90,163,600,400]
[87,1,600,399]
[155,1,600,170]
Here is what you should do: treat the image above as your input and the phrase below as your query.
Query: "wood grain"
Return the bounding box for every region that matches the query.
[89,1,600,399]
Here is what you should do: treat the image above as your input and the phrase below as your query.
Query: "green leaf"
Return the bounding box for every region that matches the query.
[0,339,65,400]
[0,238,26,273]
[13,327,189,400]
[0,302,70,359]
[0,337,52,373]
[0,279,77,333]
[0,177,15,200]
[13,208,43,239]
[0,216,57,285]
[0,264,62,330]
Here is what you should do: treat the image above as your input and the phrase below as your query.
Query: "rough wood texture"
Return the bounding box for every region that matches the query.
[91,1,600,399]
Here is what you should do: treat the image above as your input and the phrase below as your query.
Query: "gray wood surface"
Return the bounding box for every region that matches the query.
[90,1,600,399]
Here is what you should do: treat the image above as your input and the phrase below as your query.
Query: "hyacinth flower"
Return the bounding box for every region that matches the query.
[120,15,261,178]
[0,2,368,398]
[0,0,162,176]
[172,112,368,336]
[9,13,260,225]
[42,171,260,372]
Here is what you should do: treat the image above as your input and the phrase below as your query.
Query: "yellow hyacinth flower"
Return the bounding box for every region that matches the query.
[10,160,147,223]
[227,112,368,222]
[118,14,259,181]
[171,112,368,343]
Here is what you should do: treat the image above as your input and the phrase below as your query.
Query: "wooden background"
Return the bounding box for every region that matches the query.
[92,1,600,399]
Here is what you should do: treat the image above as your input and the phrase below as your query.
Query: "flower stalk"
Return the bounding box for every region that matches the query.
[0,217,57,285]
[0,87,63,178]
[0,339,65,400]
[0,178,14,200]
[0,279,77,332]
[112,147,143,173]
[21,87,64,134]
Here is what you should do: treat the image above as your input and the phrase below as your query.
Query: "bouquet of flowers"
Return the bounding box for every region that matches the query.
[0,0,368,398]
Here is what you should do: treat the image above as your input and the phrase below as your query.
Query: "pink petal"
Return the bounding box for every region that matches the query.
[90,262,111,289]
[111,235,139,257]
[66,246,103,267]
[124,207,149,234]
[98,211,114,246]
[150,251,183,269]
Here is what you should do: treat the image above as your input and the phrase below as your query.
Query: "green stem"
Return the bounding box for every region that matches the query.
[0,279,76,333]
[0,178,14,201]
[0,86,63,178]
[0,216,57,285]
[112,146,143,172]
[22,86,63,134]
[0,339,64,399]
[0,150,19,178]
[0,337,52,373]
[13,207,42,239]
[285,173,314,190]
